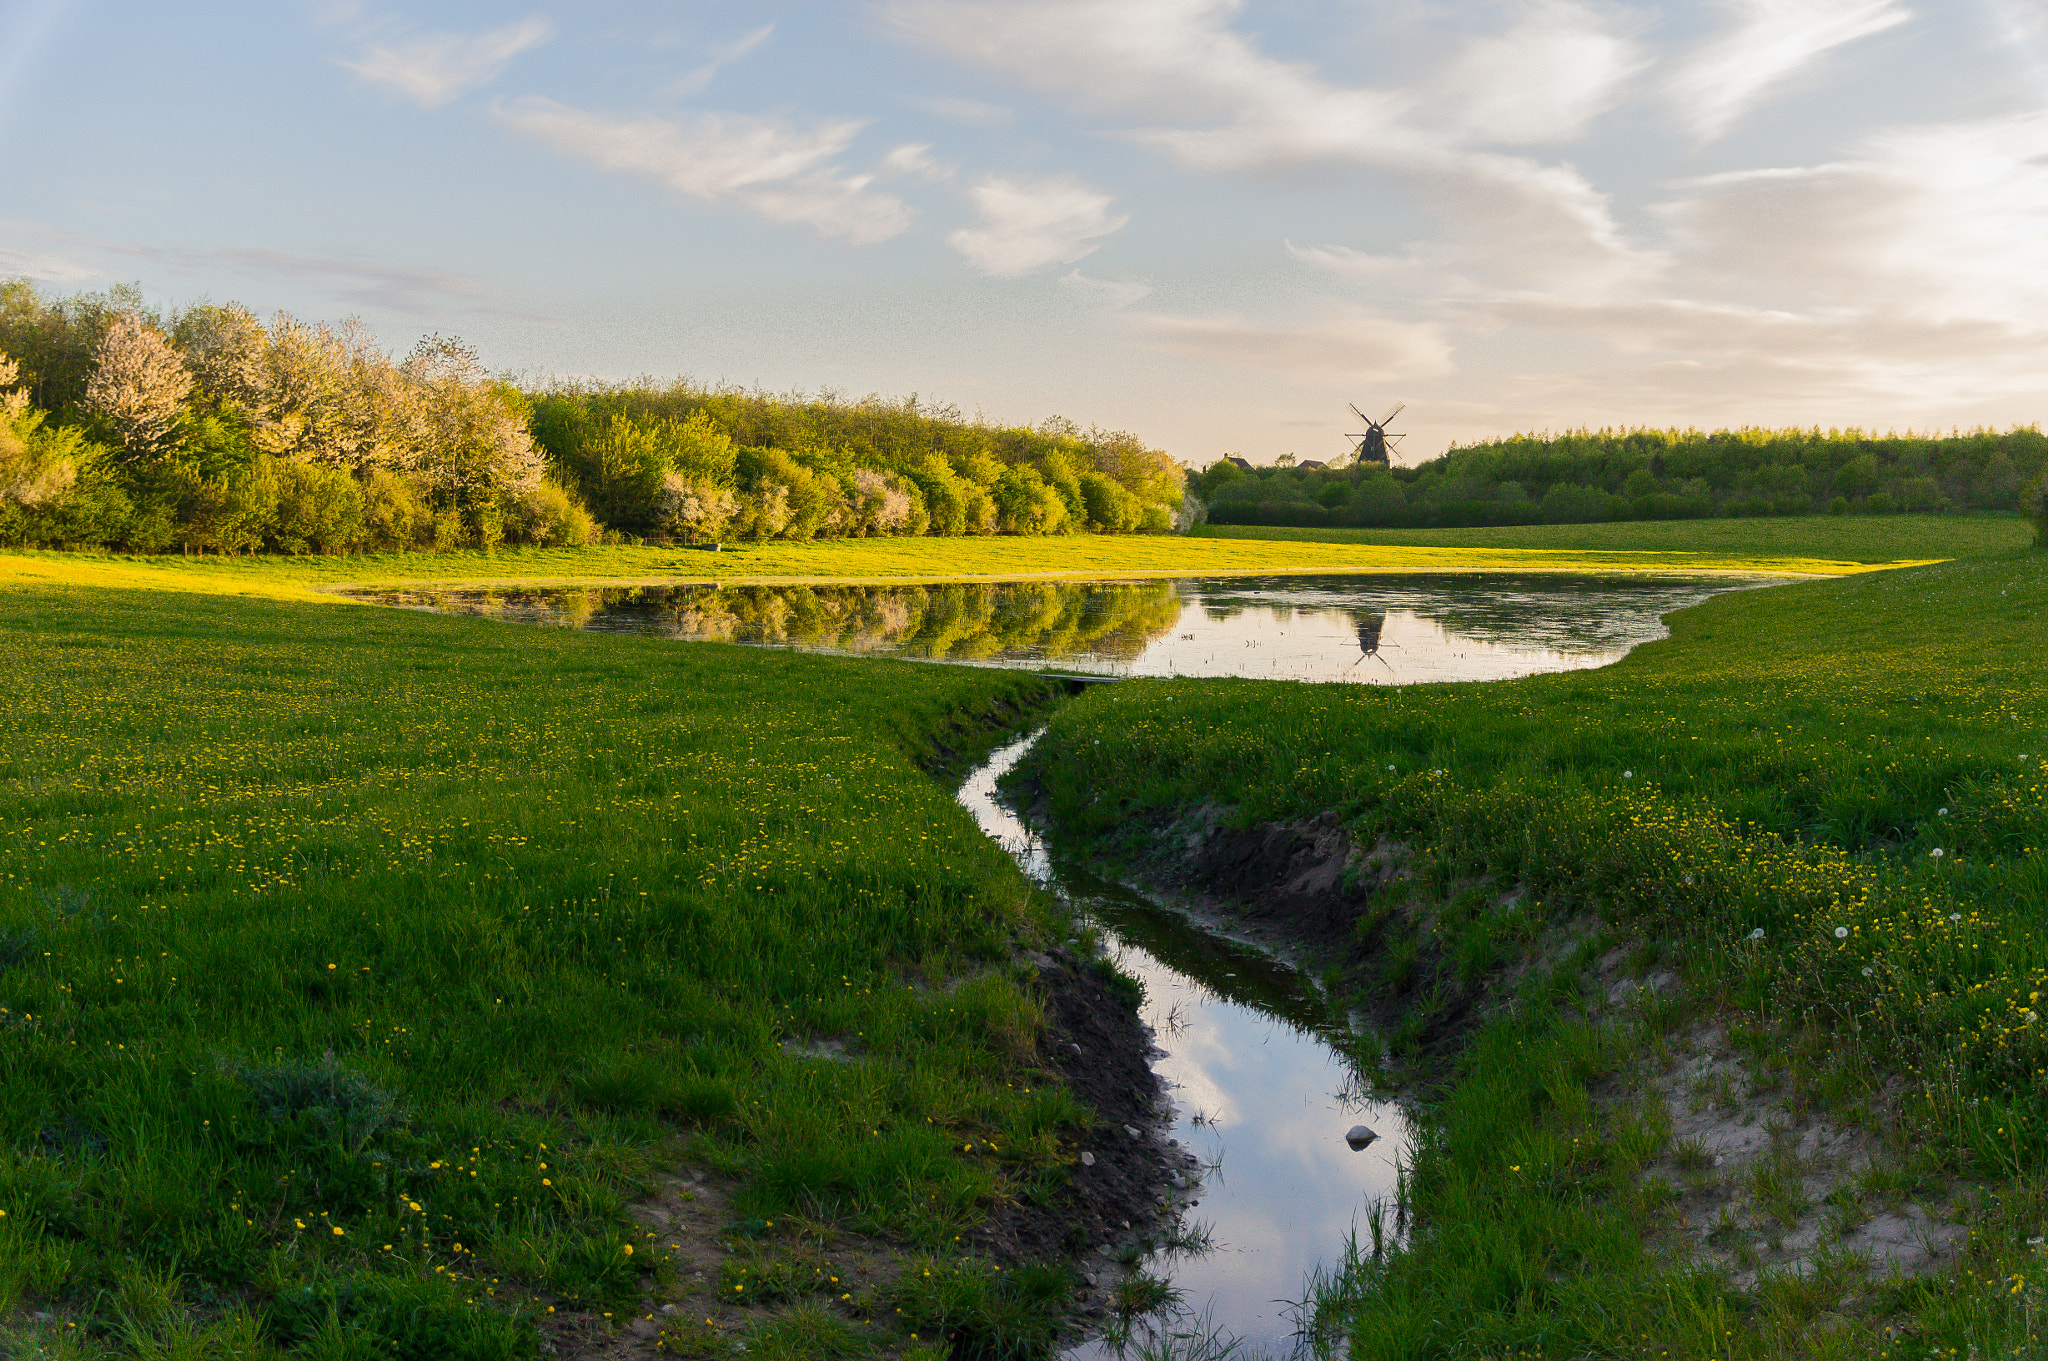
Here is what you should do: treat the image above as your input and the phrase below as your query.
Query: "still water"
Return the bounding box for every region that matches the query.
[351,573,1772,684]
[959,733,1407,1359]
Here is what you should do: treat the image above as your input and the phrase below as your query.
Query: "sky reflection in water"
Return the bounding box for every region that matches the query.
[358,572,1773,684]
[960,734,1407,1360]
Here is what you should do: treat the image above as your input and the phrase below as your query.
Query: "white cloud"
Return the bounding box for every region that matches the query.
[0,239,100,284]
[497,98,914,244]
[947,174,1128,275]
[904,93,1015,128]
[888,0,1647,296]
[1432,1,1646,145]
[667,24,774,99]
[1433,109,2048,420]
[1059,269,1151,306]
[1132,305,1454,383]
[343,16,553,108]
[881,142,951,180]
[1671,0,1911,141]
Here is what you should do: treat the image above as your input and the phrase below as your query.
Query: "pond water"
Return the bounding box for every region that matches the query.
[959,732,1405,1359]
[349,573,1776,685]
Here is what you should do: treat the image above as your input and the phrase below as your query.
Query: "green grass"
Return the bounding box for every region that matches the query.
[0,584,1082,1355]
[0,525,1918,608]
[1192,511,2029,563]
[1022,543,2048,1358]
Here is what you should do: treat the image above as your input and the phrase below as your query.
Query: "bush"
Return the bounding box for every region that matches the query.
[363,468,429,551]
[508,478,598,546]
[271,459,365,554]
[2028,470,2048,547]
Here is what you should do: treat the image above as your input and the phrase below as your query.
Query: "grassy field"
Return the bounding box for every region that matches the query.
[1022,543,2048,1358]
[0,527,1929,609]
[1192,512,2030,563]
[0,581,1103,1358]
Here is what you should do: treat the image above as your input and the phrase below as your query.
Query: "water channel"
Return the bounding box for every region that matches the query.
[358,570,1783,1356]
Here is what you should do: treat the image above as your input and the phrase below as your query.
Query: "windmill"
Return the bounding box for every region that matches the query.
[1346,401,1405,475]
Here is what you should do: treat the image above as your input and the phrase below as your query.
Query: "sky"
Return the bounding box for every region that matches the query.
[4,0,2047,466]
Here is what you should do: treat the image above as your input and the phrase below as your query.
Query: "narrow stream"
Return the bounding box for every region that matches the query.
[958,733,1408,1359]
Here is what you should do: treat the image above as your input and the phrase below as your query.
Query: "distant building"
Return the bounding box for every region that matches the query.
[1223,455,1253,471]
[1298,459,1327,471]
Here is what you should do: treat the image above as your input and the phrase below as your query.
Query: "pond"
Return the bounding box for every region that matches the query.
[350,572,1778,684]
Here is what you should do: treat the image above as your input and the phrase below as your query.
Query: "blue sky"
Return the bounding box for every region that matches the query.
[5,0,2046,464]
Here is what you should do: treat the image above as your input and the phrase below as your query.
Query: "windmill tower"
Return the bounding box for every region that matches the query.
[1346,402,1405,479]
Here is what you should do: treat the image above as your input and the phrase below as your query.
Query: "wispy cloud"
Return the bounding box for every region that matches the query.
[497,98,914,244]
[342,16,554,108]
[887,0,1650,297]
[947,174,1127,276]
[1059,269,1150,306]
[667,24,775,98]
[0,238,101,284]
[904,93,1015,128]
[1671,0,1911,141]
[116,243,502,315]
[1431,1,1646,146]
[1132,305,1455,383]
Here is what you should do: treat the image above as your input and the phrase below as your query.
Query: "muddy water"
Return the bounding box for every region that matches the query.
[959,734,1408,1359]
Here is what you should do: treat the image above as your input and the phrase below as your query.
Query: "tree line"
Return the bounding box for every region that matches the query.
[0,281,1186,554]
[527,384,1187,542]
[1197,426,2048,535]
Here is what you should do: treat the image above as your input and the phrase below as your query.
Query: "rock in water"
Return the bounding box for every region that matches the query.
[1345,1124,1378,1151]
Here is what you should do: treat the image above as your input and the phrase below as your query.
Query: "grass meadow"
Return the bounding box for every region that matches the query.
[1191,511,2030,563]
[0,579,1094,1358]
[1025,542,2048,1358]
[0,520,1950,610]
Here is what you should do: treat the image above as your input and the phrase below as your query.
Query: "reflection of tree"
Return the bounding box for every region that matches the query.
[486,580,1187,663]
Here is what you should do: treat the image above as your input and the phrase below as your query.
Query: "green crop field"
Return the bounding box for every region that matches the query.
[1022,541,2048,1358]
[0,581,1100,1358]
[1192,511,2031,563]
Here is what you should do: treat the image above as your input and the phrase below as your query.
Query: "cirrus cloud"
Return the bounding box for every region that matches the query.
[343,16,554,108]
[947,174,1128,275]
[497,97,914,244]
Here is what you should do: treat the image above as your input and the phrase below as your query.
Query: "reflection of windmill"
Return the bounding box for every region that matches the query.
[1346,402,1405,477]
[1351,611,1397,677]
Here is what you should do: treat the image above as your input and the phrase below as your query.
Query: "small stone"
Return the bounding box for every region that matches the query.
[660,1304,681,1317]
[1345,1124,1378,1151]
[1070,1042,1084,1055]
[1124,1125,1141,1138]
[1080,1151,1096,1167]
[1170,1173,1186,1188]
[1120,1219,1131,1230]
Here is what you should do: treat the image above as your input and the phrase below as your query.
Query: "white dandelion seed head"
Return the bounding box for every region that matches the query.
[1950,912,1963,922]
[1623,770,1634,779]
[1931,847,1945,858]
[1747,928,1765,941]
[1433,768,1443,776]
[1862,968,1874,978]
[1938,808,1949,816]
[1834,925,1850,939]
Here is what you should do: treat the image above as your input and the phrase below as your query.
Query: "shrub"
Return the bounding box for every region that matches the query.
[509,477,598,546]
[2028,469,2048,547]
[271,459,365,554]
